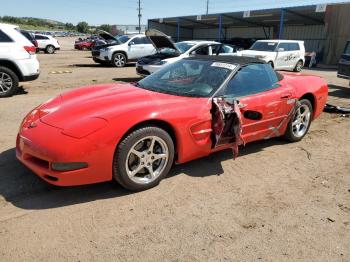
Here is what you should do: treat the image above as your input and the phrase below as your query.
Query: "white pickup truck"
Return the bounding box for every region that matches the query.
[238,40,305,72]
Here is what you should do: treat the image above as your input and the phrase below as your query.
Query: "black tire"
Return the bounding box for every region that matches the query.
[113,126,174,191]
[293,60,303,72]
[112,52,127,67]
[93,58,110,66]
[45,45,55,54]
[0,66,19,98]
[284,99,313,142]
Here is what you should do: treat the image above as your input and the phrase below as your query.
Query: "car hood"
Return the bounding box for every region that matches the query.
[146,29,180,52]
[38,83,198,129]
[97,30,118,41]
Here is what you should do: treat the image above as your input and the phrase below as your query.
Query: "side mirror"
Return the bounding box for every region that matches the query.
[277,48,285,52]
[128,41,135,46]
[243,110,263,121]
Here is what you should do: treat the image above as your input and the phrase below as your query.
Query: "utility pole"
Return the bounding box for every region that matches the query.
[206,0,209,14]
[138,0,142,34]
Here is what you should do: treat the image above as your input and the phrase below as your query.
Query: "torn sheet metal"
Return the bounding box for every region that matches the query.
[212,98,244,158]
[265,99,301,139]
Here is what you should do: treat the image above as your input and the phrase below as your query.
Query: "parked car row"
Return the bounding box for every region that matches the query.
[87,29,307,77]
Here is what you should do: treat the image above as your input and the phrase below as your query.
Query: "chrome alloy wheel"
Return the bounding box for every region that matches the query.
[114,54,126,67]
[0,72,13,94]
[292,104,311,138]
[125,136,169,184]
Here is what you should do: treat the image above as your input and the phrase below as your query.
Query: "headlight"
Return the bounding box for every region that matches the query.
[100,48,107,52]
[62,117,108,139]
[153,60,167,65]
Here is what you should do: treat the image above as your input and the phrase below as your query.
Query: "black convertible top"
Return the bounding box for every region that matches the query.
[185,55,264,66]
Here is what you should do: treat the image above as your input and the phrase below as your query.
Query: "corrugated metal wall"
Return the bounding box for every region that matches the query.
[283,25,325,52]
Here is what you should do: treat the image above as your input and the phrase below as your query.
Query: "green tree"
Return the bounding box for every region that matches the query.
[76,21,89,33]
[98,24,112,33]
[65,23,76,31]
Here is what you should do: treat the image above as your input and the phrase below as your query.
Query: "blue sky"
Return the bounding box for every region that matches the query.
[0,0,348,25]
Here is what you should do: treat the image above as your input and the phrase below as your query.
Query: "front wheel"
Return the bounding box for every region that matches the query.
[284,99,313,142]
[113,126,175,191]
[112,53,127,67]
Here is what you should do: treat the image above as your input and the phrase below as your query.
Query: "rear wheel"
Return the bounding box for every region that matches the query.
[293,60,303,72]
[45,45,55,54]
[0,67,19,98]
[284,99,313,142]
[112,52,127,67]
[113,126,174,191]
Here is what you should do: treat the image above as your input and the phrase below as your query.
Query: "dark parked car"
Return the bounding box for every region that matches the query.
[338,39,350,79]
[19,30,38,50]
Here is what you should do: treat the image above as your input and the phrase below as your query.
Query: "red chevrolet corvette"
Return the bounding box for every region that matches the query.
[16,56,328,191]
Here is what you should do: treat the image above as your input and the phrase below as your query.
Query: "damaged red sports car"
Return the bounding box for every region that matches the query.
[16,56,328,191]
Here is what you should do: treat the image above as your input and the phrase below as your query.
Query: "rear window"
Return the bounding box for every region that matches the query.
[0,30,13,42]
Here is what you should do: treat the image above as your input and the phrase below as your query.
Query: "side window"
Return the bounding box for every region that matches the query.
[35,35,45,40]
[132,37,145,45]
[143,37,152,44]
[278,43,289,52]
[289,43,300,51]
[225,64,279,97]
[191,45,209,55]
[0,30,13,42]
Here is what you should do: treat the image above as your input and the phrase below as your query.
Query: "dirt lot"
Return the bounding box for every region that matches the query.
[0,37,349,261]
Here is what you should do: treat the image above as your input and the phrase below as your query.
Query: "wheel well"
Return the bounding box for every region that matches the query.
[120,120,177,157]
[112,51,128,61]
[0,60,23,80]
[300,93,315,114]
[268,61,274,68]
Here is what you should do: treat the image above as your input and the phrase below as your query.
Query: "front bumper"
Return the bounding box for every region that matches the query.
[136,64,163,76]
[16,120,113,186]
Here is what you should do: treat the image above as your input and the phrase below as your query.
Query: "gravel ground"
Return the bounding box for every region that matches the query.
[0,37,349,262]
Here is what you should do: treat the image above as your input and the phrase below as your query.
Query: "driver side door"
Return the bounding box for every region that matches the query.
[218,63,294,144]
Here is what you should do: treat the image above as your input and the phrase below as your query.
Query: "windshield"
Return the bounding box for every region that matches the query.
[117,35,131,44]
[137,59,235,97]
[175,42,196,53]
[250,41,278,52]
[345,41,350,55]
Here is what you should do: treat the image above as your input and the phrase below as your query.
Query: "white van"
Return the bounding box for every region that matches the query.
[238,40,305,72]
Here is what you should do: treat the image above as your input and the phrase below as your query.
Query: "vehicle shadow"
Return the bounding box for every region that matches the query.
[0,138,285,210]
[328,84,350,99]
[71,64,135,68]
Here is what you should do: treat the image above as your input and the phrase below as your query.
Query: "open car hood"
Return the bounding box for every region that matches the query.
[97,30,118,41]
[146,29,180,52]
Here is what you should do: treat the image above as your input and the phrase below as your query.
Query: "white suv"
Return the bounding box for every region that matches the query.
[34,34,60,54]
[238,40,305,72]
[0,23,40,97]
[92,34,155,67]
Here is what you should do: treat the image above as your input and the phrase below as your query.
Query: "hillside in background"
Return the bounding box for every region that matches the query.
[0,16,72,31]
